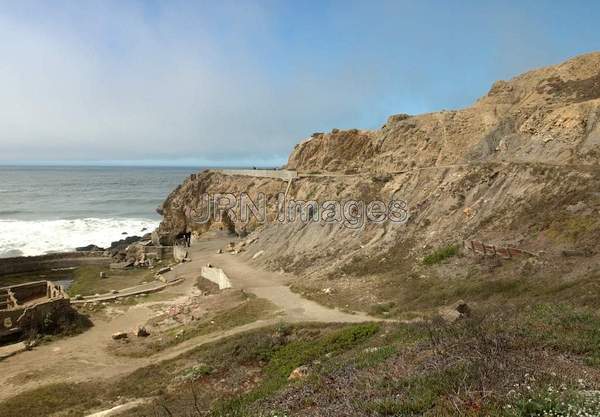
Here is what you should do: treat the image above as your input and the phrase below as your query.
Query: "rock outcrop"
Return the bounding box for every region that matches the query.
[156,52,600,307]
[286,52,600,173]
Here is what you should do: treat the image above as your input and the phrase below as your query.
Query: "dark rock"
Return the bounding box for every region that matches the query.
[135,326,150,337]
[387,113,412,124]
[109,236,144,256]
[76,244,105,252]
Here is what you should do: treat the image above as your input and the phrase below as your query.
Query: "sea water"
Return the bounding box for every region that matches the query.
[0,166,196,258]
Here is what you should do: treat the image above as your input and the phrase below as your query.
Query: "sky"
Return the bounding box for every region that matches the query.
[0,1,599,167]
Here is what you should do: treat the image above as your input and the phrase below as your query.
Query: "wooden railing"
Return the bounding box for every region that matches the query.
[463,240,537,259]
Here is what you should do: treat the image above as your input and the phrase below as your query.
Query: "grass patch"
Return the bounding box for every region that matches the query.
[67,265,155,296]
[8,309,600,417]
[545,215,598,243]
[369,301,396,316]
[210,323,380,416]
[423,244,459,265]
[0,382,104,417]
[113,295,278,357]
[521,304,600,366]
[364,366,471,416]
[0,265,155,296]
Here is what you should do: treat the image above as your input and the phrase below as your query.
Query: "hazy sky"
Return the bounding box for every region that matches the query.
[0,1,599,166]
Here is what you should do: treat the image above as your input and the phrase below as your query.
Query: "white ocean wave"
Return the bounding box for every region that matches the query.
[0,218,160,258]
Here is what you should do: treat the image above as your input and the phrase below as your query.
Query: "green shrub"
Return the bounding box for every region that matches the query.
[423,244,459,265]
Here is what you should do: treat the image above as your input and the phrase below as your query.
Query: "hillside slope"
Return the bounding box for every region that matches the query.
[287,52,600,172]
[157,52,600,316]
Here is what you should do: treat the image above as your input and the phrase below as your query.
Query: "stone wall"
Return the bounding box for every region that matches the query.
[141,245,173,260]
[0,252,110,277]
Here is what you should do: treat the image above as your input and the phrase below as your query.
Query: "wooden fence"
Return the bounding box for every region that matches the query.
[463,240,537,259]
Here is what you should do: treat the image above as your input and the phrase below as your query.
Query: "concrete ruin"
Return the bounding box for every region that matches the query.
[200,266,232,289]
[0,281,70,339]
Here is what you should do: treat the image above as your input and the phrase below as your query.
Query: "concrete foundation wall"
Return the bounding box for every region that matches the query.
[0,252,110,277]
[142,245,173,260]
[201,266,232,289]
[173,245,188,262]
[9,281,47,302]
[0,281,70,338]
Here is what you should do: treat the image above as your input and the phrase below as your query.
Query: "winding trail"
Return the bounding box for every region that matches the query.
[0,237,377,402]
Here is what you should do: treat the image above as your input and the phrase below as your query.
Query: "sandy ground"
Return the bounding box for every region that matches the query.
[0,236,377,402]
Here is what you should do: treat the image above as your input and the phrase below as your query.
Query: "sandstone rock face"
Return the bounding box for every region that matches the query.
[112,332,128,340]
[156,53,600,299]
[439,300,471,323]
[288,365,310,381]
[286,52,600,173]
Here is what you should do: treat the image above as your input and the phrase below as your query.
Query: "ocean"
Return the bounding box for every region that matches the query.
[0,166,197,258]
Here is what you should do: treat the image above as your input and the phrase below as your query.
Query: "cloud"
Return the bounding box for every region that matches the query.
[0,1,597,165]
[0,1,391,165]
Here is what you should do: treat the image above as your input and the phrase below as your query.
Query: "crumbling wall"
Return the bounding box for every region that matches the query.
[173,245,188,262]
[201,266,232,289]
[0,281,70,339]
[9,281,48,303]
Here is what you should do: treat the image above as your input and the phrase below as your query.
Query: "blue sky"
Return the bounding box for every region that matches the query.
[0,0,598,166]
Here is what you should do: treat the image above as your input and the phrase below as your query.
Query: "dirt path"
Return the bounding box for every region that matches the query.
[0,237,377,402]
[192,239,373,323]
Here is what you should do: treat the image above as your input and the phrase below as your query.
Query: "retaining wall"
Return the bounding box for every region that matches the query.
[0,252,110,277]
[200,266,232,289]
[212,169,297,181]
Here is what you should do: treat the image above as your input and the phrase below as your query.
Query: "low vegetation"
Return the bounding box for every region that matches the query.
[0,265,156,297]
[67,265,155,296]
[111,294,278,357]
[6,304,600,417]
[422,244,460,265]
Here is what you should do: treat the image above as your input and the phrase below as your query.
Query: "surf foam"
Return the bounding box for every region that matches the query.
[0,218,160,258]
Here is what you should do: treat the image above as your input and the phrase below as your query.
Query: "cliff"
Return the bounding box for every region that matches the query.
[157,52,600,313]
[287,52,600,172]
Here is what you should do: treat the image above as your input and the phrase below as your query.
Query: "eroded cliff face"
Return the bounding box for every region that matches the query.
[157,52,600,312]
[286,52,600,173]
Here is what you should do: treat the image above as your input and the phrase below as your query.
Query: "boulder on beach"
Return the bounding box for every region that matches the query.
[76,244,105,252]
